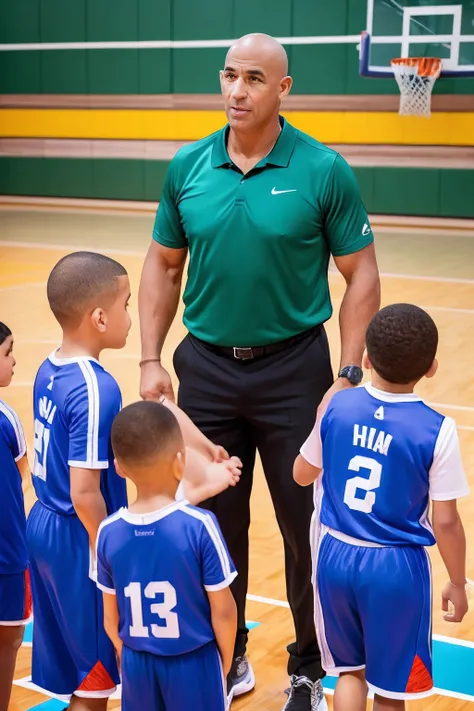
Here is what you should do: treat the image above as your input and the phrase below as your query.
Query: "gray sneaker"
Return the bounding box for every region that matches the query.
[228,655,256,697]
[282,675,328,711]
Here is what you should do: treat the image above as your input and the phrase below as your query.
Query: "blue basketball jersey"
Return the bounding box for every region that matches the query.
[0,400,27,574]
[32,352,127,516]
[97,502,237,656]
[301,384,469,547]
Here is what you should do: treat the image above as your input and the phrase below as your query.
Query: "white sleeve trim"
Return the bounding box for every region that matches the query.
[182,507,233,581]
[204,570,238,591]
[68,460,109,469]
[97,582,116,595]
[0,401,27,461]
[429,416,470,501]
[77,360,104,468]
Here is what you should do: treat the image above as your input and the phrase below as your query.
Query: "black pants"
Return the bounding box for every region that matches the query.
[174,327,334,681]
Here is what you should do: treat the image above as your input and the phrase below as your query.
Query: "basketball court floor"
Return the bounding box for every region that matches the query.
[1,202,474,710]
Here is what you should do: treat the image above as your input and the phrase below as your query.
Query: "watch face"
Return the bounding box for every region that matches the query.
[340,366,363,385]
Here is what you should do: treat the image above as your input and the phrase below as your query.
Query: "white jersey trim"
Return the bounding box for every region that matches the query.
[327,528,385,548]
[119,501,185,525]
[68,460,109,469]
[364,383,422,403]
[77,360,101,467]
[0,400,26,461]
[182,507,233,582]
[97,582,116,595]
[366,681,433,701]
[48,350,102,368]
[204,571,238,591]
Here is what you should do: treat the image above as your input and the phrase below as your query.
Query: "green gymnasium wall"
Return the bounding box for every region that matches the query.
[1,157,474,219]
[1,0,473,95]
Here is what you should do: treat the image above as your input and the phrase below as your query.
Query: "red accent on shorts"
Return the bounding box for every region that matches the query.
[23,569,32,620]
[406,654,433,693]
[77,661,116,692]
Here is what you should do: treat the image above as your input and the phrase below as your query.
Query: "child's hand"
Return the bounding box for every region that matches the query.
[442,580,469,622]
[207,457,243,493]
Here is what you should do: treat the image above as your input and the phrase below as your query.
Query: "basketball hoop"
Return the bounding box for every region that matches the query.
[391,57,442,117]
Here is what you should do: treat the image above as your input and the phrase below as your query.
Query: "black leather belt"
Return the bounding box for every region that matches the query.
[195,324,322,361]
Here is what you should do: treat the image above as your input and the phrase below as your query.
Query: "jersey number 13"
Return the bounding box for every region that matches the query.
[125,581,180,639]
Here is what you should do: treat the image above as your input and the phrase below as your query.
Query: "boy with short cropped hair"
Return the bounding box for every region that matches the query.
[294,304,469,711]
[27,251,241,708]
[97,400,238,711]
[0,322,31,711]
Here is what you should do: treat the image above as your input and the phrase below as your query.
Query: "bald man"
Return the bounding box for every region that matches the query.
[139,33,380,711]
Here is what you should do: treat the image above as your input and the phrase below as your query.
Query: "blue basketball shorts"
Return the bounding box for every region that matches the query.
[121,640,227,711]
[0,569,32,625]
[315,530,434,701]
[26,501,120,698]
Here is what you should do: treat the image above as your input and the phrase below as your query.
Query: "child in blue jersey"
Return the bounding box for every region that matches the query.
[294,304,469,711]
[0,322,31,711]
[27,251,242,709]
[97,400,239,711]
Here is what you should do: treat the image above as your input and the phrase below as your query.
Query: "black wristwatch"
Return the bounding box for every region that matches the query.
[338,365,363,386]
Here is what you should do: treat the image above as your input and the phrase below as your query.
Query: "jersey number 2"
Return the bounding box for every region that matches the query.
[125,581,180,639]
[33,418,50,481]
[343,455,382,514]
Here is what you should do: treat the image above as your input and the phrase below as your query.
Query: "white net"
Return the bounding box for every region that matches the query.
[391,58,442,117]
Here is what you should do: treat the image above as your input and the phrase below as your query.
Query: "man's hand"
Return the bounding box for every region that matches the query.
[205,443,230,463]
[140,360,175,403]
[317,377,354,420]
[442,581,469,623]
[206,457,243,492]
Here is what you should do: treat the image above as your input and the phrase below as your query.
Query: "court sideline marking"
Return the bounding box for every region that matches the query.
[2,241,474,286]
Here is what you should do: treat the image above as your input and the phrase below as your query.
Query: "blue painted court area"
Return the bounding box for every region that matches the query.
[22,622,474,708]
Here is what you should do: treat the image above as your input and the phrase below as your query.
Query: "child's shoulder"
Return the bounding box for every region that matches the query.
[0,398,23,435]
[97,508,126,539]
[44,353,121,404]
[177,503,222,531]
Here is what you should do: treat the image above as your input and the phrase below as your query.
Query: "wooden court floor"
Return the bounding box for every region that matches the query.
[1,205,474,710]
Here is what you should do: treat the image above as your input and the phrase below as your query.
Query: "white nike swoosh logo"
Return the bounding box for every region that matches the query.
[271,188,297,195]
[362,223,371,236]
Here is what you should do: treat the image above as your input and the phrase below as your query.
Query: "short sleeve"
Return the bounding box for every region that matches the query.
[200,511,237,591]
[152,156,188,249]
[300,413,323,469]
[323,154,373,257]
[66,365,121,469]
[429,417,470,501]
[96,524,115,594]
[0,403,26,461]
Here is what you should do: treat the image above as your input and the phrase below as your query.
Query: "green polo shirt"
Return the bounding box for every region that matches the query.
[153,118,373,347]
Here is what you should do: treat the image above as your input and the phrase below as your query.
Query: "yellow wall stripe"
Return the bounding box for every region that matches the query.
[0,109,473,146]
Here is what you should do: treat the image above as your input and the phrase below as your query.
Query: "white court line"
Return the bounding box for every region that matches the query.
[2,242,474,285]
[329,269,474,286]
[0,281,46,292]
[421,305,474,316]
[430,402,474,413]
[0,240,146,257]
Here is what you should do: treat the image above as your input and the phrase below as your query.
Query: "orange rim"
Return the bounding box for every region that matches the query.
[391,57,442,77]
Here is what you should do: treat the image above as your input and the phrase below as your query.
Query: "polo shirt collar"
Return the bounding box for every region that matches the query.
[211,116,296,169]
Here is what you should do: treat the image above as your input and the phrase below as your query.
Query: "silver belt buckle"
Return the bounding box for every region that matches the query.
[233,347,254,360]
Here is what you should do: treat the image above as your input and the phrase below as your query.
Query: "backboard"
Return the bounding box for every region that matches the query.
[360,0,474,78]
